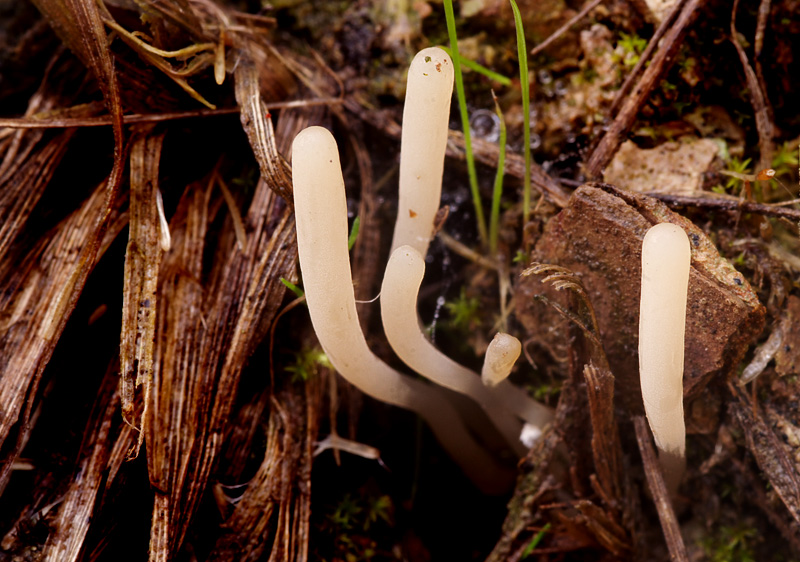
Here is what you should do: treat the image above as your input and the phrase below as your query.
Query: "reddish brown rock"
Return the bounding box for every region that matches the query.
[515,184,765,413]
[776,295,800,377]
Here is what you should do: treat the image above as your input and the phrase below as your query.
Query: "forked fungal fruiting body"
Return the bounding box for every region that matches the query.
[639,222,690,496]
[381,245,553,455]
[292,126,511,493]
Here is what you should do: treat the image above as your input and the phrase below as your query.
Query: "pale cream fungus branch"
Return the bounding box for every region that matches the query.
[390,47,454,257]
[639,222,690,497]
[292,126,511,493]
[381,246,554,456]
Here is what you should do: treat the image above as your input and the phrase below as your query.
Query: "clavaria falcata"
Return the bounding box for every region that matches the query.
[639,222,690,496]
[291,48,551,491]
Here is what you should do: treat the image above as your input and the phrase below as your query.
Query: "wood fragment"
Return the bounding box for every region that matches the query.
[583,363,623,506]
[729,384,800,526]
[633,416,689,562]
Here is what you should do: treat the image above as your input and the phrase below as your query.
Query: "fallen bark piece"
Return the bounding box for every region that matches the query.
[515,183,765,412]
[603,138,719,195]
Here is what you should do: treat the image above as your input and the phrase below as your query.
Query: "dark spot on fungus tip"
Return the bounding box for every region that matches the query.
[785,344,791,352]
[690,233,700,247]
[329,159,333,163]
[409,209,417,218]
[143,299,151,308]
[436,62,441,72]
[424,56,431,62]
[734,277,743,286]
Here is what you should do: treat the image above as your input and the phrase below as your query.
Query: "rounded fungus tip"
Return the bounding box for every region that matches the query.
[482,333,522,387]
[639,222,691,495]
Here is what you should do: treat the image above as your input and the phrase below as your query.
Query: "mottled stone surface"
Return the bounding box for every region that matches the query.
[515,184,765,413]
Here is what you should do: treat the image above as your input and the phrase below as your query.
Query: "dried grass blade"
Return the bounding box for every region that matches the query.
[146,171,296,559]
[40,368,121,562]
[0,132,72,262]
[120,130,166,458]
[234,62,293,203]
[0,181,127,492]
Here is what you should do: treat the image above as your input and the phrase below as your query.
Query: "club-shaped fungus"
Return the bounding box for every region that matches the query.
[390,47,454,258]
[292,126,511,492]
[639,222,690,496]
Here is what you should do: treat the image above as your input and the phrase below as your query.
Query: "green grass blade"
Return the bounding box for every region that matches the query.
[489,92,507,255]
[437,46,512,85]
[443,0,488,247]
[521,523,551,558]
[347,215,360,251]
[280,277,304,299]
[509,0,532,227]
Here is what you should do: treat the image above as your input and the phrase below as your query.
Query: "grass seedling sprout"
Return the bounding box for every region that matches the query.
[280,278,304,299]
[489,91,507,256]
[347,216,360,251]
[443,0,488,248]
[509,0,532,228]
[521,523,551,558]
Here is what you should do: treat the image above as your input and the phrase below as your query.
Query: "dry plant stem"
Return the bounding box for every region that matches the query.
[608,0,689,116]
[381,246,547,456]
[585,0,703,178]
[293,127,510,492]
[0,100,342,130]
[634,416,689,562]
[391,47,454,257]
[120,130,166,458]
[647,190,800,221]
[730,0,775,171]
[529,0,604,58]
[639,223,689,496]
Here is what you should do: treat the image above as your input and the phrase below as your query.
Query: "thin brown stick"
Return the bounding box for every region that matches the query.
[608,0,689,116]
[730,0,775,172]
[645,191,800,221]
[529,0,604,58]
[633,416,689,562]
[0,99,342,129]
[585,0,703,178]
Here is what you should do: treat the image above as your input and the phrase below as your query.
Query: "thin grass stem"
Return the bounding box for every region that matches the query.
[443,0,488,247]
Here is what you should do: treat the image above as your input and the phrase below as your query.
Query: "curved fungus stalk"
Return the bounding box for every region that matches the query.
[381,244,554,455]
[292,126,511,493]
[639,222,690,496]
[390,47,454,258]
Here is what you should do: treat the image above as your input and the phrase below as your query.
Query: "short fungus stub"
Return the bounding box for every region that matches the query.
[639,222,691,495]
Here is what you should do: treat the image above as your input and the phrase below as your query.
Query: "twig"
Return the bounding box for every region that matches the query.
[730,0,775,172]
[608,0,689,116]
[585,0,703,178]
[0,98,342,129]
[530,0,604,58]
[633,416,689,562]
[645,191,800,222]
